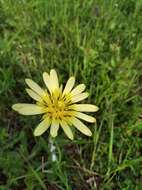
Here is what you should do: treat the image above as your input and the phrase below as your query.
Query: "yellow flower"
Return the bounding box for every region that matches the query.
[12,69,99,140]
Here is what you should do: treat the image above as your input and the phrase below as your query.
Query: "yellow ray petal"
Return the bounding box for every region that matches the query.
[60,120,74,140]
[70,84,86,96]
[50,69,59,91]
[26,88,42,102]
[25,79,46,97]
[43,72,52,94]
[63,77,75,95]
[70,117,92,136]
[50,119,60,137]
[74,104,99,112]
[12,103,45,115]
[73,112,96,123]
[34,118,51,136]
[71,92,89,103]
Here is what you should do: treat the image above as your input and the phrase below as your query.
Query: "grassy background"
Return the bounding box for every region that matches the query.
[0,0,142,189]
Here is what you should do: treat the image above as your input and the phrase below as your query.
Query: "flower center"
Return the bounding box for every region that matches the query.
[41,91,73,120]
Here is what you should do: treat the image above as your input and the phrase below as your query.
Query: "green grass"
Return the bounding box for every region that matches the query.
[0,0,142,189]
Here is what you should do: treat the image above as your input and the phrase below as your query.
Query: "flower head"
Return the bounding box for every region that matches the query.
[12,69,99,140]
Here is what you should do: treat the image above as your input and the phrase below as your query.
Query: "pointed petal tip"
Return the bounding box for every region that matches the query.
[51,134,56,138]
[50,69,57,76]
[70,136,74,140]
[69,76,75,83]
[12,104,22,111]
[43,72,49,77]
[25,78,33,86]
[34,129,43,136]
[81,84,86,90]
[50,125,59,137]
[34,131,40,136]
[87,131,92,136]
[66,133,74,140]
[12,104,17,111]
[92,117,96,123]
[50,133,58,138]
[25,78,30,83]
[50,68,56,72]
[95,106,99,111]
[70,76,75,80]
